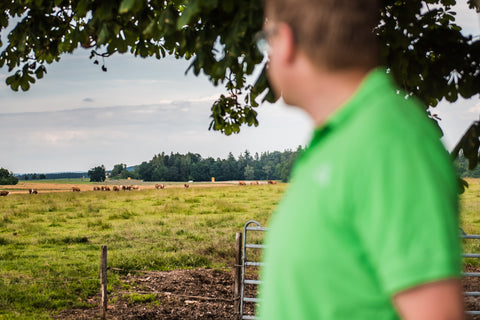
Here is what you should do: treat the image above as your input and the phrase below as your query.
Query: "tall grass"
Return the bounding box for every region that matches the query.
[1,179,480,319]
[0,184,285,318]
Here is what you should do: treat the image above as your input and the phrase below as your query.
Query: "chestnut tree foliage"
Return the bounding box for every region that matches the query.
[0,0,479,166]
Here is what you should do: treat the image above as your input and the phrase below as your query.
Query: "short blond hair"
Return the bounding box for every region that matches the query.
[264,0,380,70]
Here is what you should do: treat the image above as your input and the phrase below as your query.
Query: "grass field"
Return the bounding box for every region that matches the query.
[0,179,479,319]
[0,182,284,319]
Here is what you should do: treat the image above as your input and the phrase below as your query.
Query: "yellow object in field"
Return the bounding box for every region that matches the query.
[211,177,215,182]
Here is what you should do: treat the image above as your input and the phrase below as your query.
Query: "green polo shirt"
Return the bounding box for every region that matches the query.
[257,68,461,320]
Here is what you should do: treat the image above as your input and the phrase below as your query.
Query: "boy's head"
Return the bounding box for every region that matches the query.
[263,0,380,71]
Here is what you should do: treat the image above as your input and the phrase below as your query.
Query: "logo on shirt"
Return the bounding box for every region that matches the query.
[314,163,332,186]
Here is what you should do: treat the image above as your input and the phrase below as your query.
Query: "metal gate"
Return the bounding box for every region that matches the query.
[462,234,480,317]
[237,223,480,319]
[239,220,267,320]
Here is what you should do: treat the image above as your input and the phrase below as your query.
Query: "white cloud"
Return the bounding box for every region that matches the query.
[454,2,480,35]
[36,130,90,146]
[468,102,480,114]
[0,98,311,173]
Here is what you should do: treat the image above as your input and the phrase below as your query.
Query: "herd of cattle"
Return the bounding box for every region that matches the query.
[91,185,140,192]
[0,180,279,196]
[238,180,277,185]
[0,189,37,196]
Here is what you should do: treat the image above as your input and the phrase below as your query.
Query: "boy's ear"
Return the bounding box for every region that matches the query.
[275,22,297,64]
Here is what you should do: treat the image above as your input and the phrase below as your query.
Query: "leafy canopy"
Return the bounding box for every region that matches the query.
[0,0,479,162]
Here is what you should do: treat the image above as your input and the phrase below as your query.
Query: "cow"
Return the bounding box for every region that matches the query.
[121,185,128,191]
[238,181,247,186]
[0,190,9,196]
[103,186,111,191]
[113,186,120,191]
[155,184,165,189]
[131,185,140,190]
[29,189,38,194]
[184,183,189,189]
[72,187,81,192]
[93,186,101,191]
[268,180,277,185]
[250,181,259,185]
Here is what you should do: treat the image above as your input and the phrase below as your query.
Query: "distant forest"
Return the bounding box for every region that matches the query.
[113,148,304,182]
[17,150,480,182]
[18,148,304,182]
[18,172,85,180]
[454,154,480,178]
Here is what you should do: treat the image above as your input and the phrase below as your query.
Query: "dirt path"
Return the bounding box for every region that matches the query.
[52,266,480,320]
[53,268,257,320]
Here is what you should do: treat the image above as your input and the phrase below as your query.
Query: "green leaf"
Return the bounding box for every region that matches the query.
[118,0,137,14]
[5,74,15,86]
[221,0,234,13]
[76,0,90,17]
[20,78,30,91]
[177,0,200,29]
[35,65,46,79]
[97,25,111,45]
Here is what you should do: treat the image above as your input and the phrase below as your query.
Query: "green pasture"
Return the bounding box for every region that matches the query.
[0,180,479,319]
[0,184,284,319]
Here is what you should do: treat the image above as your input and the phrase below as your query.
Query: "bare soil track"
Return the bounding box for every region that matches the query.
[53,268,256,320]
[52,266,480,320]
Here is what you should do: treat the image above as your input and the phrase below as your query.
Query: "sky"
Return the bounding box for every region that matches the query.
[0,3,479,174]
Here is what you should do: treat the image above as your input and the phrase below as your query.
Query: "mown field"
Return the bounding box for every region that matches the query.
[0,181,284,319]
[0,178,479,319]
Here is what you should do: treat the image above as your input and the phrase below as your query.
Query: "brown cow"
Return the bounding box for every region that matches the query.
[0,190,9,196]
[113,186,120,191]
[29,189,38,194]
[267,180,277,185]
[155,184,165,189]
[238,181,246,186]
[72,187,80,192]
[93,186,101,191]
[184,183,189,189]
[250,181,259,185]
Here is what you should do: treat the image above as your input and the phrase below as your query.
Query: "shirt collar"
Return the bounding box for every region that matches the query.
[309,67,392,147]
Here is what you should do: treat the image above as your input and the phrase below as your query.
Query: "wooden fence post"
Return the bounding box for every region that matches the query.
[234,232,243,319]
[100,245,107,320]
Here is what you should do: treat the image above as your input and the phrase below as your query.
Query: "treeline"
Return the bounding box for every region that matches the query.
[0,168,18,185]
[455,154,480,178]
[111,148,304,182]
[18,172,86,180]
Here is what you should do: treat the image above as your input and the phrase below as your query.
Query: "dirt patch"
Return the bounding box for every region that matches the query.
[52,266,480,320]
[464,265,480,319]
[53,268,257,320]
